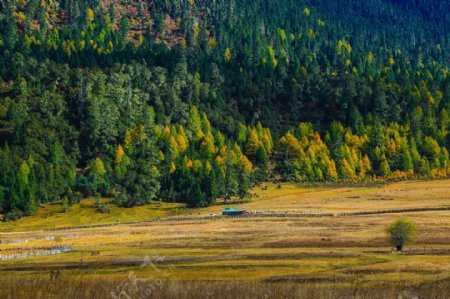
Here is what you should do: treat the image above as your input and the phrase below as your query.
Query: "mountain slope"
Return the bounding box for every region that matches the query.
[0,0,448,219]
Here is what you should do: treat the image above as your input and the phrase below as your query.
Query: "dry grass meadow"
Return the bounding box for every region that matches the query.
[0,179,449,298]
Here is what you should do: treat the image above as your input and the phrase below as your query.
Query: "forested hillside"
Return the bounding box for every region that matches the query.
[0,0,448,219]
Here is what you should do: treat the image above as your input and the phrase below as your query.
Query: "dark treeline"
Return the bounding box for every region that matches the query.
[0,0,448,219]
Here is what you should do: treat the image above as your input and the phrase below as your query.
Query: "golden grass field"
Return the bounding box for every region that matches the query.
[0,179,449,298]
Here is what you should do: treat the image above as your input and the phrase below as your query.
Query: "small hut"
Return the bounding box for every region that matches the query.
[222,207,247,216]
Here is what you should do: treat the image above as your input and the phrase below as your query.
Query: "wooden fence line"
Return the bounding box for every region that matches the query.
[45,213,336,231]
[337,206,450,216]
[0,245,74,252]
[0,246,72,260]
[40,206,450,232]
[401,248,450,255]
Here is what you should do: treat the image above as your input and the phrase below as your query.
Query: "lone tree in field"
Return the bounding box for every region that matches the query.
[386,218,417,251]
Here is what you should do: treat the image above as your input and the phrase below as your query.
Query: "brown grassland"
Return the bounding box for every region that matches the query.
[0,179,449,298]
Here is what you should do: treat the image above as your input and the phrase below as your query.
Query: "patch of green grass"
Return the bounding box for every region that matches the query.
[0,198,185,232]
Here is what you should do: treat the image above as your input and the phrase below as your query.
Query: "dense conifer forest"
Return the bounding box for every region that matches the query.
[0,0,448,219]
